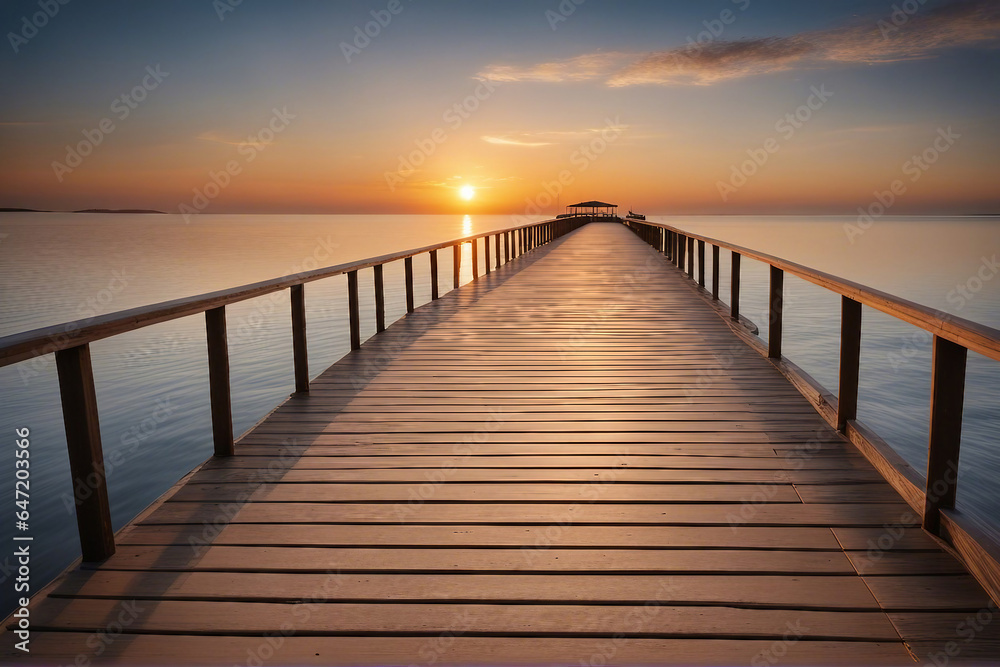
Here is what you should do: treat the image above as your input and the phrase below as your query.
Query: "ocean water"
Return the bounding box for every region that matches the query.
[0,213,997,615]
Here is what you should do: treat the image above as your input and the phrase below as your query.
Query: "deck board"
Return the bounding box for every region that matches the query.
[6,223,997,665]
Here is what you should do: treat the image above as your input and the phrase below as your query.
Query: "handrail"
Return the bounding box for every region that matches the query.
[628,220,1000,362]
[622,218,1000,607]
[2,215,585,563]
[0,218,567,368]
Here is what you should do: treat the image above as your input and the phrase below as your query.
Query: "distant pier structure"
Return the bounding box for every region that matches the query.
[557,199,618,219]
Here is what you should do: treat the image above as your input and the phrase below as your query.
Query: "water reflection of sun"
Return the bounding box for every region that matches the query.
[462,215,472,236]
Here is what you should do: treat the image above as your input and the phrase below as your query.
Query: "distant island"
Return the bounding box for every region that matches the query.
[0,207,166,214]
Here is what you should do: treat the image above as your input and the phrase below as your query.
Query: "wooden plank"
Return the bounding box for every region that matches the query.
[117,524,844,549]
[21,599,901,640]
[0,634,915,666]
[142,501,916,526]
[863,576,995,610]
[51,571,880,609]
[90,546,858,574]
[169,482,804,504]
[846,551,968,576]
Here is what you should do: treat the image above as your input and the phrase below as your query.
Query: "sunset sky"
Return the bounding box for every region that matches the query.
[1,0,999,215]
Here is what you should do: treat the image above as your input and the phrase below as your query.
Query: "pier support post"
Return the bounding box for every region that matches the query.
[837,297,862,431]
[923,336,967,535]
[205,306,235,457]
[404,257,415,313]
[472,239,479,279]
[698,240,706,287]
[374,265,386,333]
[291,284,310,393]
[768,266,783,359]
[712,245,720,300]
[430,250,439,299]
[347,270,361,350]
[731,252,741,322]
[56,343,116,562]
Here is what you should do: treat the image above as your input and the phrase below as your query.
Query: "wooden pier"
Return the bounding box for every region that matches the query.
[4,221,1000,665]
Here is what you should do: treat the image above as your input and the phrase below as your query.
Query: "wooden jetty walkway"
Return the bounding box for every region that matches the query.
[4,220,1000,665]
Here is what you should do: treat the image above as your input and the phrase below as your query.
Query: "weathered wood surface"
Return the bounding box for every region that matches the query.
[6,224,997,665]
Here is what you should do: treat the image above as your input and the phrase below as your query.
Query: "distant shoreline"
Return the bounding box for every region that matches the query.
[0,208,166,214]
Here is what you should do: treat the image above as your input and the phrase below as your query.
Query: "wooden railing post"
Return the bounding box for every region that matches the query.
[837,296,862,432]
[678,235,686,269]
[453,244,461,289]
[505,232,512,262]
[711,245,720,301]
[768,266,784,359]
[205,306,234,457]
[495,234,501,269]
[472,239,479,279]
[485,236,491,274]
[430,250,439,299]
[687,237,695,278]
[347,270,361,350]
[923,336,968,535]
[373,265,386,333]
[55,343,115,562]
[404,257,415,313]
[698,240,706,287]
[731,252,741,322]
[290,284,309,394]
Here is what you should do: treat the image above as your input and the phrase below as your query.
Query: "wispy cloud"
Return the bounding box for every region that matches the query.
[482,127,633,148]
[479,0,1000,87]
[482,136,555,147]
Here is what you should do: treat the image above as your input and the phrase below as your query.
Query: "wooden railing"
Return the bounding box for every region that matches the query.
[623,218,1000,604]
[0,217,585,562]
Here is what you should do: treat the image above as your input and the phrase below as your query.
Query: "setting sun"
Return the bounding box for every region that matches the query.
[459,185,476,201]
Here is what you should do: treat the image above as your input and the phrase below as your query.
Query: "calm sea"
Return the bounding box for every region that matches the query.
[1,213,998,615]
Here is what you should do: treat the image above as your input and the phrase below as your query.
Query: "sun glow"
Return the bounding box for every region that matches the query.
[459,185,476,201]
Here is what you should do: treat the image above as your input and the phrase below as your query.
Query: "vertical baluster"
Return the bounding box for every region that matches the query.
[291,284,309,393]
[495,234,501,269]
[687,237,695,278]
[698,240,706,287]
[430,250,439,299]
[711,246,720,300]
[347,270,361,351]
[768,266,783,359]
[485,236,491,274]
[404,257,414,313]
[472,238,479,279]
[205,306,234,457]
[837,297,862,432]
[923,336,968,535]
[55,344,116,561]
[731,252,741,322]
[373,265,386,333]
[453,244,461,289]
